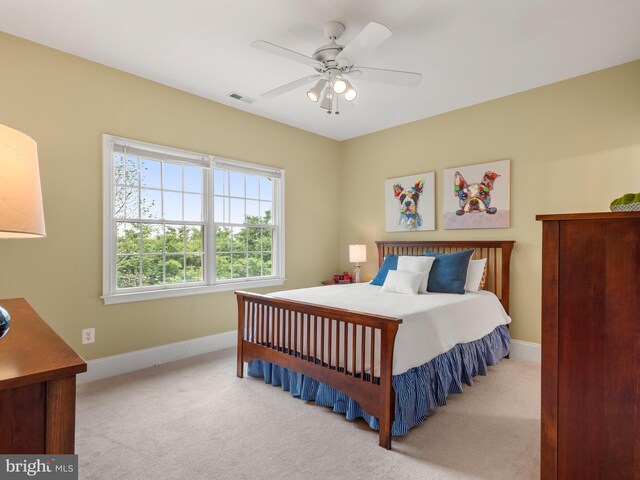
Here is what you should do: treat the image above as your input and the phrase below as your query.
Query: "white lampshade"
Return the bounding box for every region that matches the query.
[0,124,46,238]
[349,244,367,263]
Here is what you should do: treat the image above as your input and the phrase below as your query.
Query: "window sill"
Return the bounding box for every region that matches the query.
[102,277,286,305]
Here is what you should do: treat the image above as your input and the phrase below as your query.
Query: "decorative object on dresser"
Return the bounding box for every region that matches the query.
[235,239,514,449]
[348,244,366,283]
[0,124,47,340]
[0,298,86,453]
[537,212,640,479]
[0,306,9,341]
[609,192,640,212]
[443,159,510,230]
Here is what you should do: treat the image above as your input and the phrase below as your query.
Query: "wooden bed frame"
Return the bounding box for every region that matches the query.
[235,240,514,449]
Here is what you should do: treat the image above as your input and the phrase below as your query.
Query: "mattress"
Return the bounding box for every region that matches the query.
[268,282,511,376]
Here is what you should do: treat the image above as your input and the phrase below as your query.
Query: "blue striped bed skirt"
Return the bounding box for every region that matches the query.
[247,324,510,436]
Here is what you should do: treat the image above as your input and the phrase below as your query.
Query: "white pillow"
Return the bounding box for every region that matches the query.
[380,270,423,295]
[465,258,487,292]
[397,256,435,294]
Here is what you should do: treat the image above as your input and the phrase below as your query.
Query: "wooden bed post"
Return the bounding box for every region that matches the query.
[500,242,513,315]
[236,294,245,378]
[379,323,399,450]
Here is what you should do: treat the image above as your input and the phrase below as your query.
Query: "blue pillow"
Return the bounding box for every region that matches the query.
[370,254,399,286]
[424,250,474,294]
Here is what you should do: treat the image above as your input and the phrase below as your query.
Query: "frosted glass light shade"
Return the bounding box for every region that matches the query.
[344,85,357,101]
[333,77,347,94]
[349,244,367,263]
[0,124,46,238]
[320,88,333,110]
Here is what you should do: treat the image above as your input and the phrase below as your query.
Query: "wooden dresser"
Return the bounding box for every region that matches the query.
[0,298,87,453]
[537,212,640,479]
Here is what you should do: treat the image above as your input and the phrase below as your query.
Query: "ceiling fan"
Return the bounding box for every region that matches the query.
[251,21,422,115]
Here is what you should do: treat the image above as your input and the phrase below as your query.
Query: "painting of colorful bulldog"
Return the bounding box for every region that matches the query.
[444,160,510,229]
[385,172,435,232]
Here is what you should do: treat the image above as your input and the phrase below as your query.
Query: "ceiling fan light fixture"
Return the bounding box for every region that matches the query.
[320,87,333,111]
[344,87,357,102]
[332,75,347,94]
[343,79,357,101]
[307,79,326,102]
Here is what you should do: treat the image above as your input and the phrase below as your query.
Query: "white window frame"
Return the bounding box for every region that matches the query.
[102,135,285,305]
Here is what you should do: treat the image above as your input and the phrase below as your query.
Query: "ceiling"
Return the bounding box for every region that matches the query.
[1,0,639,141]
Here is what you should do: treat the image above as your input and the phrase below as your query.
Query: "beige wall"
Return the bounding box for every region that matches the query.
[339,60,640,343]
[0,33,342,360]
[1,32,638,357]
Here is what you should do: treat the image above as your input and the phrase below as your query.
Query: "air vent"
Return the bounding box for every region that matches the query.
[227,92,256,104]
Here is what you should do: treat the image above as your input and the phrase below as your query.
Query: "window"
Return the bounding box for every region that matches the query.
[103,135,285,304]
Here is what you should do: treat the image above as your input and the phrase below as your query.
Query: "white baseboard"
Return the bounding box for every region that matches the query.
[509,339,541,364]
[79,330,237,384]
[79,331,539,383]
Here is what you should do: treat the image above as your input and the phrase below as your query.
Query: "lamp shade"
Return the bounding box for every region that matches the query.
[0,124,46,238]
[349,244,367,263]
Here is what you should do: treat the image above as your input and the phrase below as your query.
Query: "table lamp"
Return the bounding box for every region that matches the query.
[349,244,367,283]
[0,124,46,340]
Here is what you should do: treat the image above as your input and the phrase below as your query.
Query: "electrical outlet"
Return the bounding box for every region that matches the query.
[82,328,95,345]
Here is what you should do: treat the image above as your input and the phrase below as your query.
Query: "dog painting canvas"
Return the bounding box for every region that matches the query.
[385,172,435,232]
[443,160,510,229]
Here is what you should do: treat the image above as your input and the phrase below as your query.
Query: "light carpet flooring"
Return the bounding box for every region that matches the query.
[77,348,540,480]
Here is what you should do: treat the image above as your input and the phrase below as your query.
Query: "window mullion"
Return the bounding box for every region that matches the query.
[133,150,144,288]
[244,174,248,278]
[109,142,117,293]
[162,224,167,285]
[181,167,186,284]
[207,163,216,286]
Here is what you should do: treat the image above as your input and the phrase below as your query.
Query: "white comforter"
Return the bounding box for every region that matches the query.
[269,283,511,375]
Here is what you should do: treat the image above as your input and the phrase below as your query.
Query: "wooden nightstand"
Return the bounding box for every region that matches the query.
[0,298,87,454]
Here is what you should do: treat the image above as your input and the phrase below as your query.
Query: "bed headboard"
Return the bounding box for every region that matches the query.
[375,240,515,314]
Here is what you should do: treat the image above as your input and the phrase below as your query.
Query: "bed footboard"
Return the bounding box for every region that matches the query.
[235,291,402,449]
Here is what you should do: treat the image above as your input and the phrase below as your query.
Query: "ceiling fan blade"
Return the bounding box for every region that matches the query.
[348,66,422,87]
[251,41,324,69]
[260,74,321,99]
[336,22,392,64]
